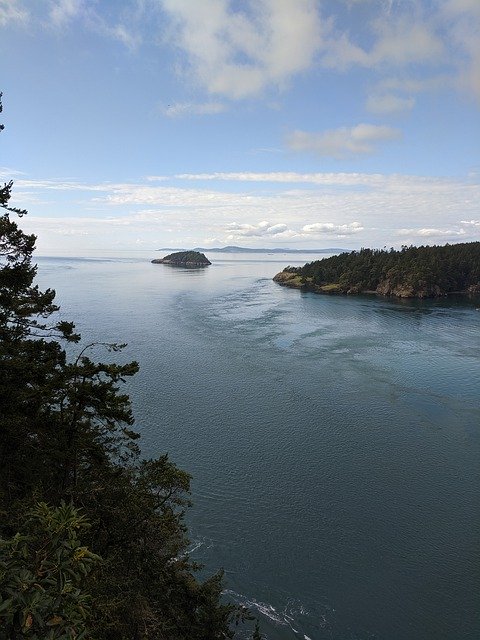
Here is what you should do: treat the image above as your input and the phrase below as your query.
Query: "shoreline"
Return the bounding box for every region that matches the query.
[273,271,479,300]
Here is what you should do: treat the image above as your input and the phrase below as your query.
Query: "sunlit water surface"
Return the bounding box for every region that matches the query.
[35,251,480,640]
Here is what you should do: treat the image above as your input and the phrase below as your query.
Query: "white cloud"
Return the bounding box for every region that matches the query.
[46,1,140,49]
[369,16,444,67]
[302,222,363,236]
[162,101,226,117]
[379,75,452,94]
[286,124,401,159]
[49,0,83,28]
[107,22,140,49]
[223,220,365,241]
[224,220,365,241]
[0,0,28,26]
[322,12,443,71]
[321,2,480,104]
[96,184,261,208]
[8,170,480,251]
[160,0,324,99]
[15,178,109,191]
[174,171,387,186]
[145,175,169,182]
[0,166,25,179]
[397,227,467,238]
[440,0,480,101]
[366,93,415,114]
[226,220,289,238]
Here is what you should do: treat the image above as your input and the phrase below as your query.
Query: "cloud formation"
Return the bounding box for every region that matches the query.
[441,0,480,100]
[368,15,444,67]
[286,124,401,159]
[226,221,288,238]
[45,0,141,49]
[302,221,363,236]
[4,1,480,106]
[397,227,466,238]
[174,172,387,186]
[157,0,480,104]
[7,169,479,253]
[366,93,415,114]
[3,2,480,103]
[160,0,324,99]
[49,0,83,28]
[0,0,28,25]
[162,101,226,117]
[223,220,365,241]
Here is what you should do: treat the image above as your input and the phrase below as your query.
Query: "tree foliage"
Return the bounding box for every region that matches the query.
[252,621,263,640]
[0,94,246,639]
[0,502,100,640]
[155,251,211,265]
[284,243,480,297]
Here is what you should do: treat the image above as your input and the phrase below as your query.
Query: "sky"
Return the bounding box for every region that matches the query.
[1,0,479,253]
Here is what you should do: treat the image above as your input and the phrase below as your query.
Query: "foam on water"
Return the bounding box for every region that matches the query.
[222,590,324,639]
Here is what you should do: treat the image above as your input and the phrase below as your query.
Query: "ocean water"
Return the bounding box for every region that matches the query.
[35,251,480,640]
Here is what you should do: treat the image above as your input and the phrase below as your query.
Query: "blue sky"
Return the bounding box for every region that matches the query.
[1,0,479,252]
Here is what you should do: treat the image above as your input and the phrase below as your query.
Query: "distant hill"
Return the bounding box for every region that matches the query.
[274,241,480,299]
[157,245,350,254]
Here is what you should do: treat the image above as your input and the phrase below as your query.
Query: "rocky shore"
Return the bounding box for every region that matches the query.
[273,270,480,299]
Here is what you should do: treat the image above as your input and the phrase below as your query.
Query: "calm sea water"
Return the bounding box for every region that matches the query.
[35,251,480,640]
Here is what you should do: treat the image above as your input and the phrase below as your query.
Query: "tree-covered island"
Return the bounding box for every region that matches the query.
[274,242,480,298]
[152,250,211,266]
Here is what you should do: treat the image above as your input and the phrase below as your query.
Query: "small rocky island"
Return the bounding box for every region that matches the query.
[274,242,480,299]
[152,250,211,267]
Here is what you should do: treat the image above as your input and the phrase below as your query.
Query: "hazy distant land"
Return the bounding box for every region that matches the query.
[157,245,351,254]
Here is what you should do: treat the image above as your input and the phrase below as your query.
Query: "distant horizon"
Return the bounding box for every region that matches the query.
[158,245,352,254]
[158,237,480,253]
[32,237,480,260]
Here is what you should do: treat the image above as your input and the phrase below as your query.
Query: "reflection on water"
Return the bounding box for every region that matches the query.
[35,252,480,640]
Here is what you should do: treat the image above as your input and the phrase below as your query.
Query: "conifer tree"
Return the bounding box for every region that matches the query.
[0,92,245,640]
[252,620,263,639]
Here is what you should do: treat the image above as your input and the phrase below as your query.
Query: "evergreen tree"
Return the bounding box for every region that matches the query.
[0,96,137,508]
[0,94,246,639]
[252,620,263,640]
[281,242,480,297]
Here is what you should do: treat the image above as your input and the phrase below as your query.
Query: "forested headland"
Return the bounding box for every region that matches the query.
[274,242,480,298]
[0,96,258,639]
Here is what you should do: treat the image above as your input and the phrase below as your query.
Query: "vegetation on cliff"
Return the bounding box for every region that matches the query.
[0,95,254,639]
[152,250,211,266]
[275,242,480,298]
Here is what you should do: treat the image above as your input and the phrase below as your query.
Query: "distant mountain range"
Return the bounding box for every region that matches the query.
[157,245,350,254]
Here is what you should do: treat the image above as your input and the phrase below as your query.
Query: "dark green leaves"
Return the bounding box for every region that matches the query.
[0,503,100,640]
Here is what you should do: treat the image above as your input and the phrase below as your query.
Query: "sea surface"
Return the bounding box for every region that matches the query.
[35,251,480,640]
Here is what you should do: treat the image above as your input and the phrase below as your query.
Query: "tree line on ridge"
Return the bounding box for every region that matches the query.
[281,243,480,297]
